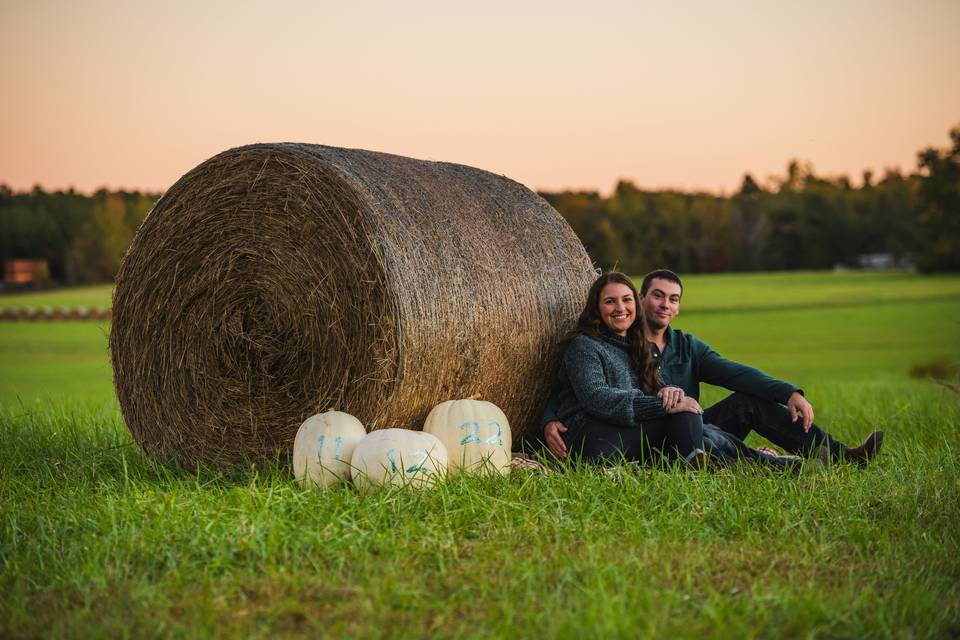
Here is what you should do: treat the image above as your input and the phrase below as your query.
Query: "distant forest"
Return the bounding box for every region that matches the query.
[544,123,959,275]
[2,123,958,285]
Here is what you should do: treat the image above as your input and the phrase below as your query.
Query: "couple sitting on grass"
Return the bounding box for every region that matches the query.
[540,269,884,471]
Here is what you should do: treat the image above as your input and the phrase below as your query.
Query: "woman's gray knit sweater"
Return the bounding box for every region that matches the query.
[556,330,667,428]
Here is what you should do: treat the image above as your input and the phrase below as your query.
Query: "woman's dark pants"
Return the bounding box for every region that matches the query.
[564,412,704,465]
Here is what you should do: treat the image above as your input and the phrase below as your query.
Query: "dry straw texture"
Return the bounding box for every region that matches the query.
[110,144,594,469]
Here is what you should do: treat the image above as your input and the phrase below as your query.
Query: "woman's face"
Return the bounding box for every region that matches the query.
[598,282,636,336]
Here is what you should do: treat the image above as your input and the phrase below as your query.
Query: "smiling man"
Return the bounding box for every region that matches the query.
[543,269,884,466]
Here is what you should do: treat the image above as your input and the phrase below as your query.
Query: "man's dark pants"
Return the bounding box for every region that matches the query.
[702,392,846,459]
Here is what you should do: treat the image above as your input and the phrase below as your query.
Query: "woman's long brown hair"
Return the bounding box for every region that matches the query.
[566,271,662,394]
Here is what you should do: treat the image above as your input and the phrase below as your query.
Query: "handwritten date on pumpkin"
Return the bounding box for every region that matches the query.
[386,448,430,474]
[458,420,504,446]
[316,435,344,460]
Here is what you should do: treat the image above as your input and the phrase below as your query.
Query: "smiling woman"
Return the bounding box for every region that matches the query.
[598,281,635,336]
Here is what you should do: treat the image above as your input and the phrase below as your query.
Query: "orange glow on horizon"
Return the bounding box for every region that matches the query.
[2,0,958,196]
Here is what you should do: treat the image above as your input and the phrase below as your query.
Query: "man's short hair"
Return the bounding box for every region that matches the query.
[640,269,683,296]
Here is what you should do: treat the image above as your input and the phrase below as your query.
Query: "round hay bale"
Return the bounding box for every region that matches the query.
[111,143,594,469]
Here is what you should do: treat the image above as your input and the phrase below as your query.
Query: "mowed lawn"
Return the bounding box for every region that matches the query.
[0,284,113,310]
[1,271,959,638]
[0,322,113,405]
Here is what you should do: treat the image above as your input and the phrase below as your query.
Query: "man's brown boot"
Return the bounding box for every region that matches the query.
[844,431,884,467]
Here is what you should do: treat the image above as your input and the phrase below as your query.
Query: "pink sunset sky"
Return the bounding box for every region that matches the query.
[2,0,958,195]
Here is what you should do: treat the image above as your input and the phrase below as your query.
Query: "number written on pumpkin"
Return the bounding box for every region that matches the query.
[386,448,430,474]
[458,420,504,446]
[316,435,344,460]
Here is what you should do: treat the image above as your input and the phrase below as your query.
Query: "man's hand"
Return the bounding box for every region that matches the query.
[788,392,814,432]
[657,386,685,410]
[665,396,703,415]
[544,421,568,459]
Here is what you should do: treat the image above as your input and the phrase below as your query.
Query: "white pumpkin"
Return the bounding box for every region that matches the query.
[350,428,448,492]
[292,411,367,489]
[423,399,511,475]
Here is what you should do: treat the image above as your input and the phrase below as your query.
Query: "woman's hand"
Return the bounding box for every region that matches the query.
[544,421,568,459]
[657,386,685,411]
[665,396,703,415]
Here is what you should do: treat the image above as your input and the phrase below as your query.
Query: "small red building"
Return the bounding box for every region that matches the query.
[3,259,50,288]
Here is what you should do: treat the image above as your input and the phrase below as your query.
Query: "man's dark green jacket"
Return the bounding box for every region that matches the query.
[542,326,801,427]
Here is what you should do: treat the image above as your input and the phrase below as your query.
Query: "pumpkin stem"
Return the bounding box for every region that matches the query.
[465,394,482,401]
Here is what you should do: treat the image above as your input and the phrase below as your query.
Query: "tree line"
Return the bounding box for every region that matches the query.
[1,124,957,286]
[541,123,959,274]
[0,187,156,284]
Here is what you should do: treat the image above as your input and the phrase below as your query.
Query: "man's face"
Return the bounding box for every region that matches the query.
[639,278,682,331]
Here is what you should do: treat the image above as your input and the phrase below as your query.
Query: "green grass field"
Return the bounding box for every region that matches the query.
[0,284,113,310]
[2,271,959,638]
